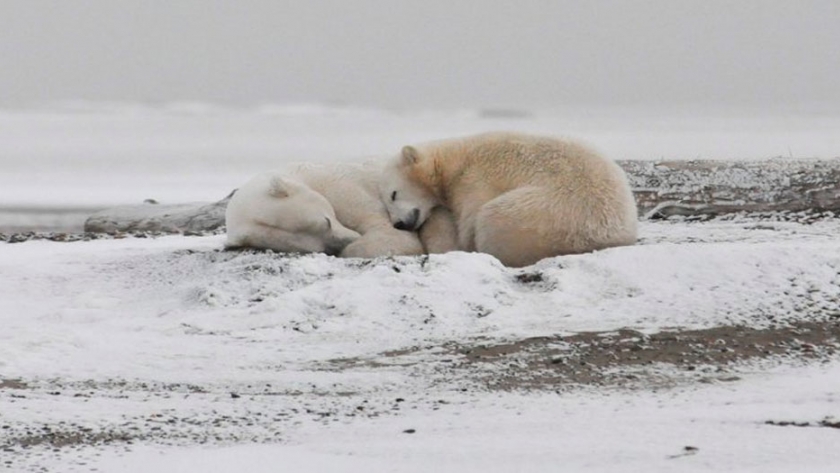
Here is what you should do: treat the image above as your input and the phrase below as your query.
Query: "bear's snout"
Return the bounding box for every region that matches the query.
[394,208,420,231]
[325,236,356,256]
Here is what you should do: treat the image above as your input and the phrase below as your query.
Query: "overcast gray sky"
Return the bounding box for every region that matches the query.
[1,0,838,111]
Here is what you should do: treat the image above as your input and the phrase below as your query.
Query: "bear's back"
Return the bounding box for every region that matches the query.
[434,132,624,195]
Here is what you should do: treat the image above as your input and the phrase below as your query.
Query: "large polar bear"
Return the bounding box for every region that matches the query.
[379,132,638,267]
[225,163,450,258]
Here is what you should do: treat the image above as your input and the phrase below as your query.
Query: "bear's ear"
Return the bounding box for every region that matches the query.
[401,145,421,166]
[267,176,297,198]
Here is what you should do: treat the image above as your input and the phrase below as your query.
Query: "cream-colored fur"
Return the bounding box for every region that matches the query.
[226,163,430,258]
[379,132,638,267]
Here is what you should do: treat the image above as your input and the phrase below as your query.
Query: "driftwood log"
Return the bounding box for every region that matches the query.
[84,159,840,234]
[623,158,840,218]
[84,193,233,234]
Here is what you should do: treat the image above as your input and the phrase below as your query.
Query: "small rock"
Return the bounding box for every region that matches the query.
[8,233,32,243]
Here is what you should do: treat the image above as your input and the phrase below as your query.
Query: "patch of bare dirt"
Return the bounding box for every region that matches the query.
[328,319,840,392]
[453,319,840,391]
[0,379,28,390]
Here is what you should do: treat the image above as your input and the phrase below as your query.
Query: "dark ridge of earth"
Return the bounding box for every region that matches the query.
[331,319,840,392]
[456,319,840,391]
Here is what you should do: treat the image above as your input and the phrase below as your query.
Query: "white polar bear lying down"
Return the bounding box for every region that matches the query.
[225,162,455,258]
[379,132,638,267]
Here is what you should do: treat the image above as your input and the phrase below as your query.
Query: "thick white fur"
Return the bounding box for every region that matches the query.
[379,132,638,267]
[226,162,435,258]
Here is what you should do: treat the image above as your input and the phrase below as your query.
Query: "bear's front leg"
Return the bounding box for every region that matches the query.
[419,207,459,254]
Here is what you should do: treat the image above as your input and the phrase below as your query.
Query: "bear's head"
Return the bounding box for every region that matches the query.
[225,173,361,255]
[379,145,439,232]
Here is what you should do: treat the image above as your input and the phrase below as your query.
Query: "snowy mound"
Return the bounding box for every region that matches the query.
[2,219,839,385]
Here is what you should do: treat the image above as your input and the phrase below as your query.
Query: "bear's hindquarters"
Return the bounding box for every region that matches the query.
[473,186,636,267]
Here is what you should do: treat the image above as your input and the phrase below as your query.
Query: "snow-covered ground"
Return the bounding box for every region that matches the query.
[93,363,840,473]
[1,104,839,472]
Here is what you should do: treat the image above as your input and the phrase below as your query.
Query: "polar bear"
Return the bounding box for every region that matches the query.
[226,162,439,258]
[379,132,638,267]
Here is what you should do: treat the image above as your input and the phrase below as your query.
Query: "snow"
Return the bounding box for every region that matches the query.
[1,104,840,472]
[88,363,840,473]
[2,223,838,383]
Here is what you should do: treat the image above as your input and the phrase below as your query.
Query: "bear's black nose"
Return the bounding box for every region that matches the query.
[394,208,420,231]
